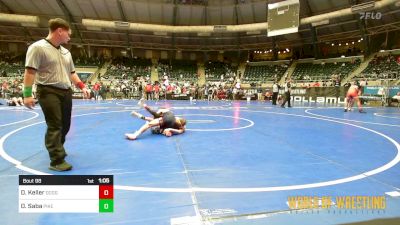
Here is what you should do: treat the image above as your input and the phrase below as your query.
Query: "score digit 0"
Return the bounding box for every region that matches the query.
[99,185,113,199]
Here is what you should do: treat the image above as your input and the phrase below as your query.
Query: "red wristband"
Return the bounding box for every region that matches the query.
[76,81,85,90]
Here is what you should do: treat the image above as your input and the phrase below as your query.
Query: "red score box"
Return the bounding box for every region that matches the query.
[99,185,114,199]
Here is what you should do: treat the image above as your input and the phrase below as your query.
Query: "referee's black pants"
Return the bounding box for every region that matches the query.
[281,91,291,107]
[37,85,72,166]
[272,92,278,105]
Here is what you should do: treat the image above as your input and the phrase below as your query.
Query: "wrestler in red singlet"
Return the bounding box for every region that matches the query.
[344,81,365,113]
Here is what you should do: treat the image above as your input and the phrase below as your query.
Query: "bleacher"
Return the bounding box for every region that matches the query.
[75,56,105,67]
[104,57,152,80]
[158,60,198,83]
[356,54,399,80]
[292,59,361,82]
[243,64,287,83]
[0,62,24,77]
[0,53,25,78]
[204,61,237,82]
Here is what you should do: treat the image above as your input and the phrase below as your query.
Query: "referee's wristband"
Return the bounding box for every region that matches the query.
[23,86,33,97]
[76,81,85,90]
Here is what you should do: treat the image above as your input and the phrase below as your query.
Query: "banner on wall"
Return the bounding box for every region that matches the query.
[278,87,347,104]
[363,86,400,97]
[76,72,93,82]
[275,86,398,104]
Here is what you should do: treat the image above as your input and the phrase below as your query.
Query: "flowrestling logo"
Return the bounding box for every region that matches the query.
[359,12,382,20]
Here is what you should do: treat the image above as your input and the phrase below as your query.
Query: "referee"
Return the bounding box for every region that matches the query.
[281,79,292,108]
[23,18,90,171]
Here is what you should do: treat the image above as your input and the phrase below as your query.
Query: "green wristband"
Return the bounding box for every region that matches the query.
[23,86,33,97]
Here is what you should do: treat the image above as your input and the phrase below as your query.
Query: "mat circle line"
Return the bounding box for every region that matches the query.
[0,108,399,192]
[0,109,39,127]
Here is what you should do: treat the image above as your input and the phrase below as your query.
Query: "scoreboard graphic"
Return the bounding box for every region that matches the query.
[19,175,114,213]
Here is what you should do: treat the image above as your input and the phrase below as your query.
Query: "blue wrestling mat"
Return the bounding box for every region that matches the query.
[0,99,400,225]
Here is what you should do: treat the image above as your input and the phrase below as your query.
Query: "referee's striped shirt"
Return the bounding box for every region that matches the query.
[25,39,75,90]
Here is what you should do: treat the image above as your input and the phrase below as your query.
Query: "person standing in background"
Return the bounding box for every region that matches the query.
[272,80,279,105]
[281,79,292,108]
[257,84,263,101]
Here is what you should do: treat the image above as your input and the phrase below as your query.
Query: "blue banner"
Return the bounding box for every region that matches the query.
[389,86,400,97]
[363,86,400,97]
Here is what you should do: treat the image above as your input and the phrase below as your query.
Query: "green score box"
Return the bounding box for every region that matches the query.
[99,199,114,213]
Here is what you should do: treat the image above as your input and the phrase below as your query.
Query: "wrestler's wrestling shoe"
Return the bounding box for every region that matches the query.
[130,111,144,119]
[125,133,138,140]
[138,98,146,108]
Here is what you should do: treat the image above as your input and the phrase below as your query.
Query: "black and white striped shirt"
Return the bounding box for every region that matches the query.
[25,39,75,90]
